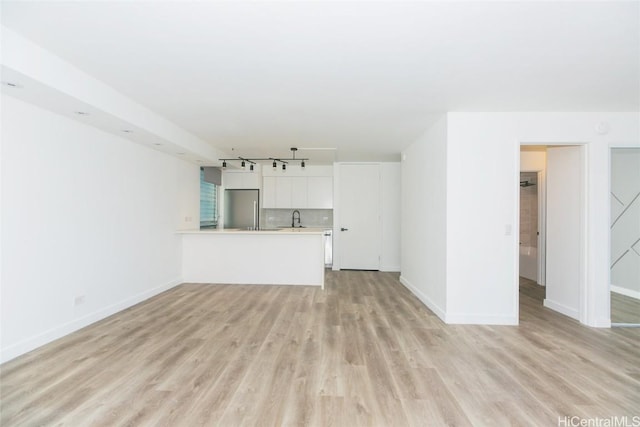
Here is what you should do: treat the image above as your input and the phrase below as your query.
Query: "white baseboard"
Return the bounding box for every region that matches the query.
[399,276,518,325]
[380,264,401,273]
[0,279,182,364]
[543,298,579,320]
[444,313,518,325]
[592,317,612,328]
[399,275,446,321]
[611,285,640,300]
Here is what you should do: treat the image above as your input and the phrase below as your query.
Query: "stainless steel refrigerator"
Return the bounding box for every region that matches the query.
[224,189,260,230]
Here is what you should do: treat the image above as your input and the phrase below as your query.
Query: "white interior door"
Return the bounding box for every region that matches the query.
[338,164,381,270]
[545,146,584,320]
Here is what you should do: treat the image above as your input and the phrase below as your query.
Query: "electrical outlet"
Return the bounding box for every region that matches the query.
[74,295,85,306]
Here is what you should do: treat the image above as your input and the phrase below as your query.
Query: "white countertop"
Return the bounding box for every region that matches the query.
[177,227,326,235]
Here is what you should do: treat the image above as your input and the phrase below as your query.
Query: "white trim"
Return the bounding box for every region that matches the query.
[579,144,589,326]
[400,275,518,325]
[593,317,612,328]
[513,141,522,325]
[380,264,401,272]
[444,313,518,326]
[537,169,547,286]
[400,276,518,326]
[611,285,640,300]
[399,275,446,321]
[0,279,182,364]
[543,298,580,320]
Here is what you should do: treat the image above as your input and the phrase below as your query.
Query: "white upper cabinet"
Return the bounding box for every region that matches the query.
[307,176,333,208]
[291,178,308,207]
[261,172,333,209]
[223,170,261,189]
[262,176,277,208]
[275,177,294,208]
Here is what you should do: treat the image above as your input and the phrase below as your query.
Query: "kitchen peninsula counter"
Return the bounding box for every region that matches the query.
[179,228,325,235]
[178,228,325,287]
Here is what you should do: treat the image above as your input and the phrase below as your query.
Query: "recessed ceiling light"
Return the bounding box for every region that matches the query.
[153,143,163,146]
[196,160,203,163]
[176,152,185,155]
[74,111,90,116]
[1,81,23,89]
[121,129,134,134]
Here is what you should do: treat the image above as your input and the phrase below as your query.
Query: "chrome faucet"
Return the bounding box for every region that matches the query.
[292,210,301,228]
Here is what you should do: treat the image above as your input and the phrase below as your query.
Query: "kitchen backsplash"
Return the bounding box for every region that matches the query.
[262,209,333,229]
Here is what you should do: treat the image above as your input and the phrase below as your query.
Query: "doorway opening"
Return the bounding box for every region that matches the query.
[519,144,586,323]
[519,147,547,314]
[519,172,540,283]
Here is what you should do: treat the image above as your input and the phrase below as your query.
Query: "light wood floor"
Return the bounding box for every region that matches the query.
[1,271,639,426]
[611,291,640,324]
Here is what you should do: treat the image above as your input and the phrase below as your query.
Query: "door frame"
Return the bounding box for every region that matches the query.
[518,143,588,323]
[537,170,546,286]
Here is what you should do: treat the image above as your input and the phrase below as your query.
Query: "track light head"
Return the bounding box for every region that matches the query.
[222,160,227,168]
[301,160,305,169]
[282,163,286,171]
[241,160,246,169]
[249,164,254,172]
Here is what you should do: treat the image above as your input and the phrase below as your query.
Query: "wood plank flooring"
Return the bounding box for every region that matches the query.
[1,271,639,426]
[611,291,640,324]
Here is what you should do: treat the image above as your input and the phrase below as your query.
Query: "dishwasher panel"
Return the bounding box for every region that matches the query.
[323,229,333,267]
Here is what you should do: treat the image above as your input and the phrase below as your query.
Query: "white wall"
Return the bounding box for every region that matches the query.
[446,112,639,327]
[400,115,448,319]
[1,95,200,362]
[0,84,4,355]
[445,115,520,324]
[610,148,640,299]
[381,163,401,272]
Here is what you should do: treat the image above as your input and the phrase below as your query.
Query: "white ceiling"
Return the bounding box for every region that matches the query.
[2,1,639,162]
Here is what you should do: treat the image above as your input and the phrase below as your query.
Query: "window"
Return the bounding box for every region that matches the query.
[200,168,218,228]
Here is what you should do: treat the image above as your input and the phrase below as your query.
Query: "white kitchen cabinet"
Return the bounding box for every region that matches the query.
[291,178,308,207]
[223,171,260,189]
[263,176,277,208]
[262,174,333,209]
[307,176,333,208]
[275,177,294,208]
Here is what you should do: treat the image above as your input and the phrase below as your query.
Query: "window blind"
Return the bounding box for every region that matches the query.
[200,168,218,228]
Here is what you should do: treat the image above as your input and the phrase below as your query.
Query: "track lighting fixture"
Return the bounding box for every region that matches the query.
[219,148,309,173]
